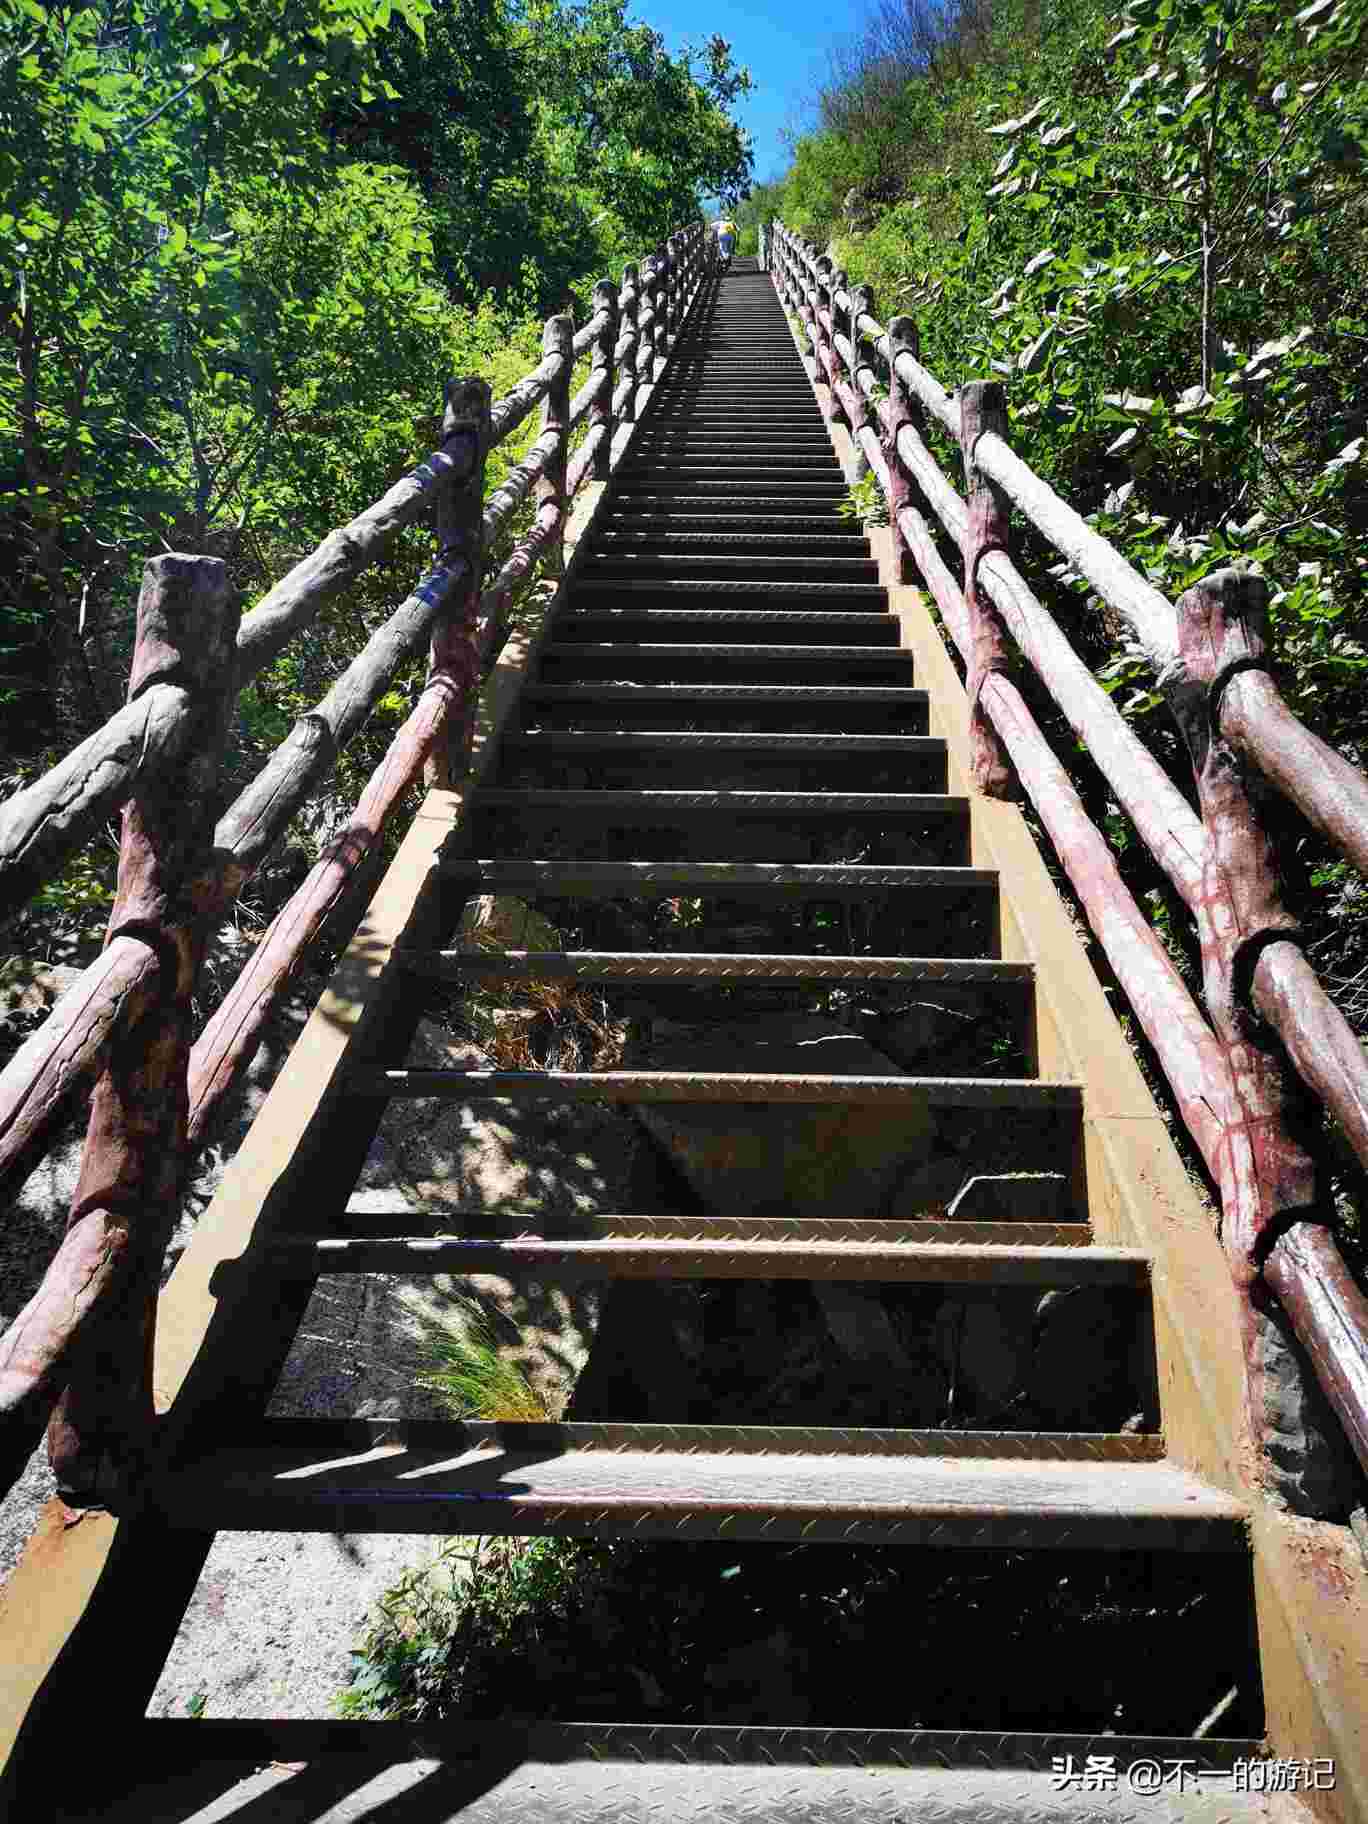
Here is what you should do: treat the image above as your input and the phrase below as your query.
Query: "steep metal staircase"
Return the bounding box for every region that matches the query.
[14,257,1318,1822]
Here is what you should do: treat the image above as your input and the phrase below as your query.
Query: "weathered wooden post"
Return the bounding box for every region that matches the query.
[830,268,853,394]
[844,277,874,481]
[814,257,836,388]
[616,262,639,432]
[537,313,573,581]
[652,245,668,373]
[425,377,491,789]
[885,314,922,585]
[590,278,618,482]
[758,221,767,270]
[0,555,240,1501]
[635,257,658,405]
[1161,569,1360,1511]
[665,232,680,342]
[956,381,1018,799]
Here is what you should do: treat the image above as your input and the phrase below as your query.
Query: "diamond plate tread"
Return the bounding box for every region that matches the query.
[626,442,837,454]
[600,518,855,531]
[557,613,891,632]
[519,685,928,703]
[356,1070,1080,1108]
[183,1419,1172,1462]
[335,1213,1093,1248]
[622,467,843,481]
[592,533,867,547]
[539,643,911,666]
[107,1726,1294,1824]
[409,951,1029,986]
[611,482,849,496]
[440,860,991,895]
[562,581,887,597]
[136,1718,1268,1774]
[264,1233,1146,1288]
[151,1422,1245,1548]
[607,495,854,508]
[500,732,945,754]
[581,564,880,581]
[472,788,961,816]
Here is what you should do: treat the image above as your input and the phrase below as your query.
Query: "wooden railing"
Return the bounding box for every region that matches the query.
[770,218,1368,1511]
[0,220,717,1506]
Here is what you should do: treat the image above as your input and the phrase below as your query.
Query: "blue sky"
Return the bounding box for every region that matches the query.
[640,0,850,188]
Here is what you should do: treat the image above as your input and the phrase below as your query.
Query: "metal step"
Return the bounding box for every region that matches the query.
[591,531,870,551]
[407,950,1027,989]
[536,644,915,685]
[579,556,882,583]
[618,466,844,484]
[356,1070,1076,1109]
[469,787,967,862]
[499,731,941,758]
[106,1720,1287,1824]
[610,480,850,498]
[566,581,889,602]
[262,1230,1145,1286]
[495,729,949,790]
[514,682,931,732]
[331,1212,1089,1246]
[440,858,989,901]
[148,1418,1245,1548]
[629,434,836,448]
[554,612,897,645]
[604,495,855,514]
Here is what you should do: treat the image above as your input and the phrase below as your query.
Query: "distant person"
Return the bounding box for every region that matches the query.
[714,217,737,262]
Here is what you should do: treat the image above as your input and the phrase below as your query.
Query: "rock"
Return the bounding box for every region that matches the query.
[455,895,561,953]
[1030,1288,1139,1431]
[948,1291,1036,1413]
[842,186,878,232]
[947,1172,1072,1222]
[814,1283,916,1376]
[628,1013,937,1219]
[863,1000,974,1069]
[704,1627,810,1723]
[0,958,83,1018]
[1251,1303,1358,1519]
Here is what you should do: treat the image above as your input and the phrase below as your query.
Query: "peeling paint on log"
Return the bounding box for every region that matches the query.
[884,316,922,585]
[958,382,1019,800]
[0,556,240,1503]
[426,377,491,791]
[1163,567,1359,1514]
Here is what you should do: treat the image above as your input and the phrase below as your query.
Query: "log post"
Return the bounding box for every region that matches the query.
[957,381,1018,799]
[635,257,656,405]
[425,377,491,789]
[845,279,874,481]
[652,245,668,373]
[590,278,618,482]
[617,262,639,430]
[814,256,840,417]
[885,315,923,585]
[830,267,853,395]
[0,556,240,1503]
[1161,567,1360,1511]
[535,313,573,581]
[665,232,679,342]
[809,255,842,428]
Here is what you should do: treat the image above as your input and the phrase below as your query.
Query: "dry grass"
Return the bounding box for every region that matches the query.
[459,976,630,1073]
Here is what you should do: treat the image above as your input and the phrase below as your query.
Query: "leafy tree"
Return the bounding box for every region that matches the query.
[1,0,430,732]
[767,0,1368,1044]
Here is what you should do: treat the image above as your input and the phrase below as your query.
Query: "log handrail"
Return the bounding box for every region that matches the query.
[0,217,710,1501]
[772,216,1368,1504]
